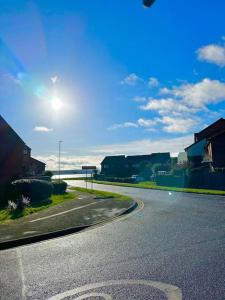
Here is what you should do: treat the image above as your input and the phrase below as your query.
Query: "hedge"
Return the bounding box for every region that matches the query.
[11,179,53,203]
[52,180,67,194]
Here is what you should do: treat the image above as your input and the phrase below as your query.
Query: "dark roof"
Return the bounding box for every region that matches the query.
[101,155,126,164]
[194,118,225,142]
[185,128,225,151]
[208,129,225,141]
[0,115,25,146]
[126,155,151,162]
[150,152,170,158]
[30,157,46,166]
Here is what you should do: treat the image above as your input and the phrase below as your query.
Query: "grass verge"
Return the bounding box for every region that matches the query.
[70,187,132,201]
[0,192,77,223]
[88,180,225,196]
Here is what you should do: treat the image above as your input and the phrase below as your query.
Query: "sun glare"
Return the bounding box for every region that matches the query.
[51,97,63,111]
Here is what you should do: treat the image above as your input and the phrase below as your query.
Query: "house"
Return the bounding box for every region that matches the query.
[101,152,171,177]
[0,115,45,185]
[101,155,127,177]
[177,152,188,165]
[149,152,171,165]
[185,118,225,170]
[126,155,152,175]
[29,157,46,176]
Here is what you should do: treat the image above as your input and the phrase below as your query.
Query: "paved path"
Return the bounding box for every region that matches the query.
[1,180,225,299]
[0,190,134,246]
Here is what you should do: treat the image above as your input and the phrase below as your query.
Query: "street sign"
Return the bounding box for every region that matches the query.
[82,166,97,170]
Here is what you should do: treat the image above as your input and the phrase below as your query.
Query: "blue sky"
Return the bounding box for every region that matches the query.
[1,0,225,169]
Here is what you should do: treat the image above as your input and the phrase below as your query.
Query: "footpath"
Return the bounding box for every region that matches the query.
[0,190,137,250]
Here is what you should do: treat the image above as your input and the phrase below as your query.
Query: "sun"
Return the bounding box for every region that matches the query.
[51,97,63,111]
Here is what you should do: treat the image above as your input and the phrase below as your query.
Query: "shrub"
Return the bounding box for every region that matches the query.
[52,180,67,194]
[11,179,53,203]
[44,170,53,178]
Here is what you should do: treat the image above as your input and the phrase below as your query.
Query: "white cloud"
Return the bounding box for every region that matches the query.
[34,135,195,170]
[33,126,53,132]
[91,135,193,157]
[137,118,158,127]
[34,154,103,170]
[148,77,159,88]
[140,98,197,115]
[132,96,147,102]
[197,44,225,67]
[171,78,225,108]
[108,122,138,130]
[158,116,198,133]
[120,73,143,86]
[159,87,170,94]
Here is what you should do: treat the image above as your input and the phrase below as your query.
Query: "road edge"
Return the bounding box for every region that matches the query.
[0,200,138,251]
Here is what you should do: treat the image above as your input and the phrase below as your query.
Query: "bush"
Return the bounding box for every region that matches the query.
[52,180,67,194]
[11,179,53,203]
[44,170,53,178]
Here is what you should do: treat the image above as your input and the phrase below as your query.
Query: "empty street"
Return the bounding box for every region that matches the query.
[1,181,225,299]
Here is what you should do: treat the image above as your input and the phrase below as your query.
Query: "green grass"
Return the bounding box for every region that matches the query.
[70,187,132,201]
[89,180,225,196]
[0,192,77,223]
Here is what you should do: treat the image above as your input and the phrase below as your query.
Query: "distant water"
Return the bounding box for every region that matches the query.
[52,174,92,179]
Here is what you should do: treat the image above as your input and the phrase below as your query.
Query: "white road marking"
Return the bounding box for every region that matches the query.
[47,279,182,300]
[29,200,107,223]
[16,249,26,300]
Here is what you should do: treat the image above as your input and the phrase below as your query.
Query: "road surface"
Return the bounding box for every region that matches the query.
[1,180,225,299]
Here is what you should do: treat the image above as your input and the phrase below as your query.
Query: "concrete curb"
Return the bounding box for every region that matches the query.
[0,201,138,251]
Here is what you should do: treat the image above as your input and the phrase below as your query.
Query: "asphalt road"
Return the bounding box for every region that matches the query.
[1,180,225,299]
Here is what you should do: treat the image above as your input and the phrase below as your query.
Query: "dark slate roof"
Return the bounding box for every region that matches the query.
[30,157,46,166]
[194,118,225,142]
[0,114,25,146]
[126,155,151,162]
[101,155,126,164]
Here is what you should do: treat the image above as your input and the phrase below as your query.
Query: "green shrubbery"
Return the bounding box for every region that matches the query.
[52,180,67,194]
[11,179,53,203]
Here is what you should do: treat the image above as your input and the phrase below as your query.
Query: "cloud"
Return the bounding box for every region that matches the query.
[137,118,158,127]
[140,98,197,115]
[148,77,159,88]
[34,134,195,170]
[132,96,147,102]
[170,78,225,108]
[108,122,138,130]
[33,126,53,132]
[120,73,143,86]
[197,44,225,67]
[158,116,198,133]
[34,154,103,170]
[91,135,193,157]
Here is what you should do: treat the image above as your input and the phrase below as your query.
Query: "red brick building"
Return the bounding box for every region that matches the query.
[0,115,45,185]
[185,118,225,170]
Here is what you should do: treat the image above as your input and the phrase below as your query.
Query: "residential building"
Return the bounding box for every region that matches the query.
[177,152,188,165]
[0,115,45,185]
[185,118,225,170]
[101,152,171,177]
[101,155,127,177]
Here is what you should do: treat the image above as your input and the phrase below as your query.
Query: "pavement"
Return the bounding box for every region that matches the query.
[0,190,136,249]
[1,180,225,299]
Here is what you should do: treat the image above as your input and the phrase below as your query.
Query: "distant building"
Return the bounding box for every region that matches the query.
[0,115,45,185]
[126,155,152,175]
[185,118,225,170]
[101,155,127,177]
[101,152,171,177]
[177,152,188,165]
